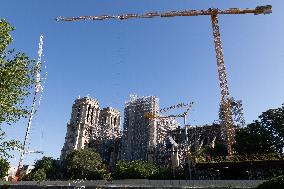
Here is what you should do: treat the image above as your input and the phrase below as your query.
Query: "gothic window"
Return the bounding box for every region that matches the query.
[101,116,107,125]
[114,117,117,126]
[87,105,91,122]
[76,107,81,123]
[91,107,95,124]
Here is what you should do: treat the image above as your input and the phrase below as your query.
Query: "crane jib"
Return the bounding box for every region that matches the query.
[55,5,272,21]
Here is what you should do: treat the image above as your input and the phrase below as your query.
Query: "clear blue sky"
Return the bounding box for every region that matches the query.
[1,0,283,166]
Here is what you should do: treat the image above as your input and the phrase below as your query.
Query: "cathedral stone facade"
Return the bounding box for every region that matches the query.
[60,96,120,160]
[61,95,222,169]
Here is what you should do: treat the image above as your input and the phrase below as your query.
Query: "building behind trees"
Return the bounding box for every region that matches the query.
[61,96,121,165]
[61,95,222,168]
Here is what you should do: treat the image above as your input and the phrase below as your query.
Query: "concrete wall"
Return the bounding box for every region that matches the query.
[0,180,266,189]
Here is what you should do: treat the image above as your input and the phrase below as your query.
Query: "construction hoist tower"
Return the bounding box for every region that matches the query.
[56,5,272,157]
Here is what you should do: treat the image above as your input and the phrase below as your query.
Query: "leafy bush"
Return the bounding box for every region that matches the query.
[65,149,110,180]
[204,141,228,158]
[113,160,159,179]
[257,175,284,189]
[197,153,284,163]
[0,158,9,180]
[231,153,284,162]
[29,168,46,181]
[33,157,62,180]
[22,156,62,181]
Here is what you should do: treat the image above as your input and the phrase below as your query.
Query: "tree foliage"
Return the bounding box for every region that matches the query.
[258,104,284,154]
[29,168,46,181]
[0,128,22,159]
[33,157,60,180]
[0,158,9,180]
[257,175,284,189]
[234,104,284,155]
[234,121,276,155]
[204,141,228,159]
[65,149,110,180]
[0,19,35,159]
[113,160,159,179]
[23,156,61,181]
[0,19,36,125]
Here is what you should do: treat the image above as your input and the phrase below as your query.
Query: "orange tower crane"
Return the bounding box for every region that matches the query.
[56,5,272,157]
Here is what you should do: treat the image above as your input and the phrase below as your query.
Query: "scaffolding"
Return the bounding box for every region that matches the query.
[122,95,159,161]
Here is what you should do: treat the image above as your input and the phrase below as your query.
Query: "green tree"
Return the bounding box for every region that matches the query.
[0,129,21,159]
[205,141,228,159]
[36,157,60,180]
[23,157,62,181]
[34,157,54,172]
[234,104,284,155]
[113,160,159,179]
[258,104,284,154]
[0,158,9,180]
[0,19,36,159]
[234,121,276,155]
[0,19,36,125]
[0,19,35,124]
[65,149,110,180]
[29,168,46,181]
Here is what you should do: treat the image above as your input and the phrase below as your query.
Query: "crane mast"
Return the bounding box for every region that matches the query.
[12,35,45,181]
[56,5,272,157]
[210,13,234,156]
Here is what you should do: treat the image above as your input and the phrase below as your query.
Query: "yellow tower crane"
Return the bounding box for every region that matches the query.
[56,5,272,157]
